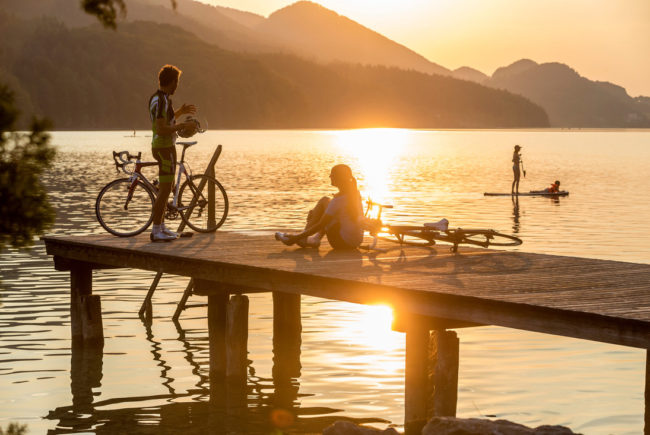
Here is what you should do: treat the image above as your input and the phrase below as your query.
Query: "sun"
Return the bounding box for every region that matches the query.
[329,128,411,203]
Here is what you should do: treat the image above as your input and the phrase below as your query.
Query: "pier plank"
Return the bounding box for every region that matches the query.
[44,231,650,348]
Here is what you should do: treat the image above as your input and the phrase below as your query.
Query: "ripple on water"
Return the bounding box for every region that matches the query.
[1,130,649,434]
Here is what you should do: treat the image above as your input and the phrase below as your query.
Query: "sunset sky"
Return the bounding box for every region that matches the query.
[197,0,650,97]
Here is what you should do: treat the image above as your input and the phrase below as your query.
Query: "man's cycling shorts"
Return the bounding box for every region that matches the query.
[153,146,176,184]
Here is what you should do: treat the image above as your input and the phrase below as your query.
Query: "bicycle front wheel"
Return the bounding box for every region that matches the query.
[95,178,155,236]
[453,229,522,248]
[178,174,228,233]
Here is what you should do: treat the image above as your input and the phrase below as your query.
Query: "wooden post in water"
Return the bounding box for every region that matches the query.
[645,349,649,435]
[404,321,430,434]
[201,279,229,378]
[69,261,103,346]
[429,329,459,417]
[226,294,249,380]
[272,291,302,381]
[70,262,91,342]
[80,295,104,346]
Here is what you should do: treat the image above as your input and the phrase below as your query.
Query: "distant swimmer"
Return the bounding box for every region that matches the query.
[531,180,561,194]
[546,180,561,193]
[511,144,524,195]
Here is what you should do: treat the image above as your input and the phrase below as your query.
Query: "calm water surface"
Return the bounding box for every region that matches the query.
[1,129,649,434]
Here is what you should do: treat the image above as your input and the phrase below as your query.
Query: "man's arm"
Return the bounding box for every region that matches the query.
[175,103,196,118]
[154,118,193,136]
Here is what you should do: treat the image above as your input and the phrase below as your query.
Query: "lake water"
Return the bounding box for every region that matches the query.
[1,129,649,434]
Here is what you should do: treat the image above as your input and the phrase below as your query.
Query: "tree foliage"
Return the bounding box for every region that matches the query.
[81,0,127,29]
[0,85,56,251]
[0,422,28,435]
[81,0,176,29]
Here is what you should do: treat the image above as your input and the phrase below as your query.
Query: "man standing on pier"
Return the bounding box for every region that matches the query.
[148,64,196,242]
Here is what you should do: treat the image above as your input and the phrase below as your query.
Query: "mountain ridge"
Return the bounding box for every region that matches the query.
[0,14,549,129]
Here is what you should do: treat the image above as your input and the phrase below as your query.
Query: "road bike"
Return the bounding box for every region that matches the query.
[95,141,228,237]
[362,200,522,252]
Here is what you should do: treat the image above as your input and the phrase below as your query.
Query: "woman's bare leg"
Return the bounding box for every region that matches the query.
[305,196,330,229]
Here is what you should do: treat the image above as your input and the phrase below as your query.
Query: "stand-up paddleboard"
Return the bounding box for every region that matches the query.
[484,191,569,197]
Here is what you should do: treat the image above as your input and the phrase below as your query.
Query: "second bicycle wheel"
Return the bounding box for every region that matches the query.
[454,229,522,248]
[178,174,228,233]
[95,178,155,236]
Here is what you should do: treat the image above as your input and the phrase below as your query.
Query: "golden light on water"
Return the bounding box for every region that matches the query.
[340,304,402,351]
[330,128,410,202]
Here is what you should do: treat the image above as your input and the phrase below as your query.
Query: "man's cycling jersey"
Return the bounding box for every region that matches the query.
[149,90,175,149]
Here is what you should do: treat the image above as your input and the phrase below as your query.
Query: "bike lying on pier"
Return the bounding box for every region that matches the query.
[95,139,228,237]
[362,200,522,253]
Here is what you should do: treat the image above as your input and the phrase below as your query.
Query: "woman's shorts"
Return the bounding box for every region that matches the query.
[152,146,177,183]
[326,222,357,250]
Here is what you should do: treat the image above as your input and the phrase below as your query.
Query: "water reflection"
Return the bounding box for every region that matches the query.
[4,130,649,434]
[45,309,388,434]
[512,195,520,233]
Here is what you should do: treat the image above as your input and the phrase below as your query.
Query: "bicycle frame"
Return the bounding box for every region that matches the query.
[119,145,194,211]
[362,199,521,252]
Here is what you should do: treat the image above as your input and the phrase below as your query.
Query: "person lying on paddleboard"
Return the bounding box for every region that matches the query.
[275,164,364,250]
[531,180,561,194]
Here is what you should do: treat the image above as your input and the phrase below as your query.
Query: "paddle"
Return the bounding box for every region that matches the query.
[521,158,526,178]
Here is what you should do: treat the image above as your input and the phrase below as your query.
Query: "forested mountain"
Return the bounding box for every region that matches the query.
[487,59,650,127]
[254,1,450,77]
[452,67,489,83]
[0,14,548,129]
[0,0,271,53]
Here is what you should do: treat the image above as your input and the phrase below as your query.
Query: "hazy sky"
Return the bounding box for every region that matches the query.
[197,0,650,96]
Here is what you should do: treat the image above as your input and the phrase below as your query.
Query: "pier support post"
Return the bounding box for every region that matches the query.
[226,294,249,380]
[643,349,650,435]
[272,291,302,380]
[70,261,103,346]
[403,317,460,434]
[404,321,430,434]
[203,280,229,378]
[430,329,459,417]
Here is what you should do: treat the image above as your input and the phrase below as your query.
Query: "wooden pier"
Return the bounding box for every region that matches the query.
[43,231,650,433]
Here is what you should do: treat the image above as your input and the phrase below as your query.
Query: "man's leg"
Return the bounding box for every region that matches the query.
[151,148,177,241]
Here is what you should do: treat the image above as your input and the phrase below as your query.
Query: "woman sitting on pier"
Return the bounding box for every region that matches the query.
[275,164,364,250]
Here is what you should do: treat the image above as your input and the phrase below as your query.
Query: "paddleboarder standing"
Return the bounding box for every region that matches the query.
[512,144,523,195]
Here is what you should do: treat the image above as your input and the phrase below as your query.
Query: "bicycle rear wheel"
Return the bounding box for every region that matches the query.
[95,178,155,236]
[379,226,437,246]
[178,174,228,233]
[451,229,522,248]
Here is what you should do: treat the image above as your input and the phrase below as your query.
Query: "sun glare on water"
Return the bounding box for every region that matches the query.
[339,304,402,351]
[330,128,410,202]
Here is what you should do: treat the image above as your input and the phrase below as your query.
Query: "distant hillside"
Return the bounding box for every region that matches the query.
[0,0,271,53]
[0,15,549,129]
[488,59,650,127]
[255,1,450,76]
[452,67,488,84]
